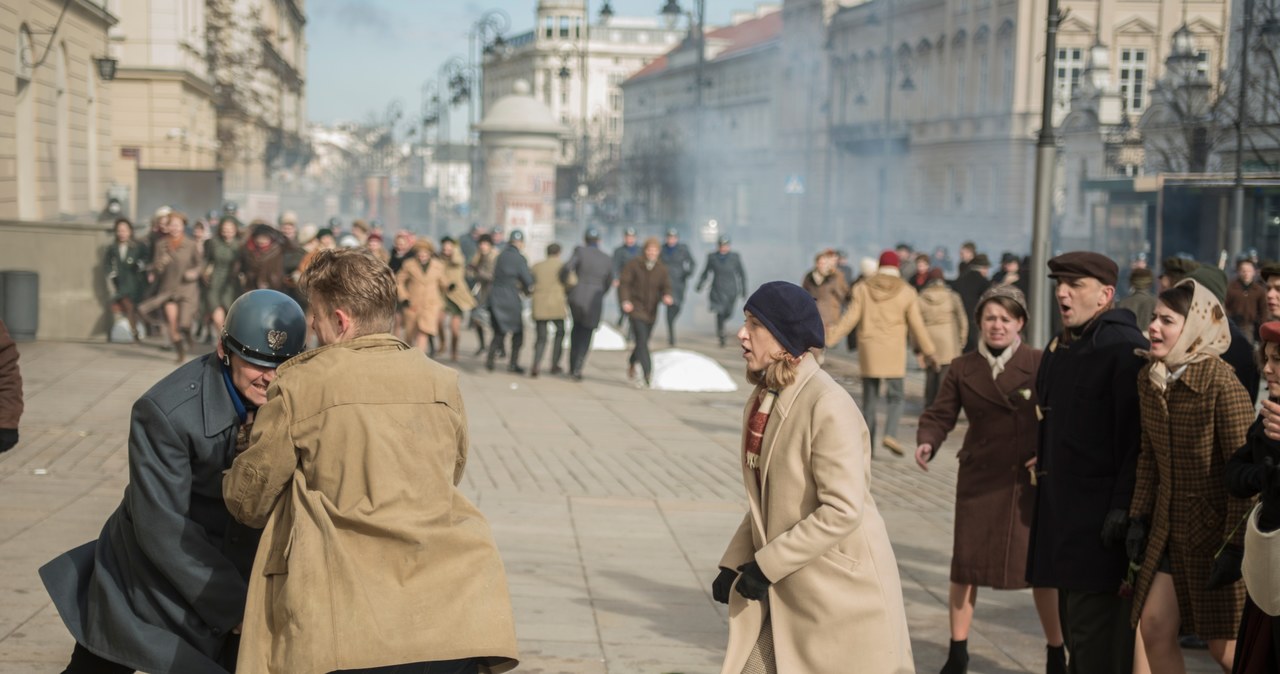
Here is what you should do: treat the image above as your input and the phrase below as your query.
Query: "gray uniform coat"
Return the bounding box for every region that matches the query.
[488,244,533,334]
[39,355,259,674]
[661,243,695,306]
[562,245,614,330]
[697,251,747,316]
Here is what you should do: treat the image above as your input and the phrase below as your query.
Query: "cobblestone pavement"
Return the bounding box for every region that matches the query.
[0,332,1221,673]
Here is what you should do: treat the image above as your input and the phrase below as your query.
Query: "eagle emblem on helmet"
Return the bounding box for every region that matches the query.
[267,330,288,352]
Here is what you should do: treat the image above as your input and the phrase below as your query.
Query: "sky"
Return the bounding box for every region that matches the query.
[306,0,747,128]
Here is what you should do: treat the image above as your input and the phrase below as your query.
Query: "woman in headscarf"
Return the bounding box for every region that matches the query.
[914,285,1064,674]
[1126,279,1255,673]
[713,281,912,674]
[396,239,448,356]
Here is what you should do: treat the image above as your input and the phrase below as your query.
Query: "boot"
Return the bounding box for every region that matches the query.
[530,366,539,378]
[1046,644,1066,674]
[173,340,186,364]
[485,347,496,372]
[940,639,968,674]
[449,342,458,363]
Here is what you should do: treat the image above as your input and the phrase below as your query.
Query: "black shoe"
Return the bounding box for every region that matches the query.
[508,364,525,374]
[530,367,539,378]
[1046,644,1066,674]
[940,639,969,674]
[718,336,726,347]
[474,345,487,357]
[572,373,583,381]
[550,365,563,375]
[485,354,496,372]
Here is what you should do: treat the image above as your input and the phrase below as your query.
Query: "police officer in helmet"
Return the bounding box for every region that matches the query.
[40,289,305,674]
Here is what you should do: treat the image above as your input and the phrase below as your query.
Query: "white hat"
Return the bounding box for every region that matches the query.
[154,206,173,219]
[297,223,318,245]
[338,234,361,249]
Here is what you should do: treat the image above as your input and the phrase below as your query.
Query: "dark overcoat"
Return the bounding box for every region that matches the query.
[1128,357,1253,638]
[562,245,613,330]
[612,243,640,278]
[105,240,150,303]
[1027,309,1148,592]
[949,270,989,353]
[1225,319,1262,405]
[660,243,695,305]
[917,345,1041,589]
[697,252,747,316]
[39,355,260,674]
[487,244,533,334]
[203,237,240,311]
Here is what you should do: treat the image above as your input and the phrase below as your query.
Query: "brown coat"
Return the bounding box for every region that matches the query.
[1225,279,1268,335]
[0,320,21,430]
[618,256,671,324]
[917,281,969,366]
[224,335,518,674]
[396,258,448,338]
[825,273,936,378]
[530,257,568,321]
[801,269,849,326]
[1129,357,1254,638]
[237,243,286,292]
[147,235,202,304]
[719,356,913,674]
[916,345,1041,588]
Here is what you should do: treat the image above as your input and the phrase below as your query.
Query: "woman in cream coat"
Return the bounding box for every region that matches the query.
[714,281,914,674]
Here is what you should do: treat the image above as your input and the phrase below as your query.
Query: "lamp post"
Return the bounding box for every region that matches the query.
[438,56,476,228]
[1028,0,1064,348]
[1231,0,1256,259]
[471,9,510,130]
[661,0,707,234]
[875,0,916,249]
[559,38,591,231]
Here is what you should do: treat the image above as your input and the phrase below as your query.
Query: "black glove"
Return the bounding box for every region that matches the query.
[1206,544,1244,590]
[0,428,16,453]
[448,283,457,292]
[1125,517,1148,563]
[734,561,771,601]
[1101,508,1129,548]
[712,567,737,604]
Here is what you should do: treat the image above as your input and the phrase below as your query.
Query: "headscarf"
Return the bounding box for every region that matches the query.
[1138,279,1231,392]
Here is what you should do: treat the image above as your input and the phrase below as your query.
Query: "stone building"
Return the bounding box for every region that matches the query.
[620,6,783,239]
[481,0,684,206]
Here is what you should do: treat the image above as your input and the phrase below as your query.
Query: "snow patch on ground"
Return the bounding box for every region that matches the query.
[650,349,739,392]
[588,323,627,351]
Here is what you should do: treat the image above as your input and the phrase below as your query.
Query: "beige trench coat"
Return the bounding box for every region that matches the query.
[917,281,968,366]
[224,335,518,674]
[397,258,448,337]
[825,272,936,378]
[440,249,477,311]
[719,355,914,674]
[530,257,568,321]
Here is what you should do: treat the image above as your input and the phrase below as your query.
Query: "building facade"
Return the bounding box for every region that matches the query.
[620,7,783,239]
[481,0,684,208]
[4,0,116,222]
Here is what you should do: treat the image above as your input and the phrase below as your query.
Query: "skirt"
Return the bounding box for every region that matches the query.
[741,614,775,674]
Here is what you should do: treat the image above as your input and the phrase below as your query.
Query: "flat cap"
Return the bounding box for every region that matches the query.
[1162,256,1200,279]
[1048,251,1119,287]
[1129,267,1154,290]
[665,228,679,237]
[1261,261,1280,281]
[623,227,637,236]
[971,253,992,268]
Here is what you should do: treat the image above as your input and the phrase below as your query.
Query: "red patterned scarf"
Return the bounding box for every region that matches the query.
[744,389,779,492]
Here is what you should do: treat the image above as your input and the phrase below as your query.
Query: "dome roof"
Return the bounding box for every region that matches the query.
[476,80,566,136]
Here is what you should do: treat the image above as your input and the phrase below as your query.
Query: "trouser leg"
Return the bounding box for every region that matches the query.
[509,329,524,368]
[550,319,565,369]
[63,642,134,674]
[533,320,549,371]
[861,378,881,443]
[666,302,681,345]
[925,365,947,408]
[486,329,505,369]
[632,319,654,381]
[884,377,905,440]
[571,324,593,375]
[1058,588,1136,674]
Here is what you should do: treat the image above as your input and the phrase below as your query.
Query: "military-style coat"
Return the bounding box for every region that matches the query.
[719,356,913,674]
[105,239,150,303]
[917,345,1041,588]
[1027,309,1147,592]
[40,356,260,674]
[224,335,518,674]
[1128,357,1253,638]
[562,245,613,330]
[697,251,747,316]
[660,242,696,305]
[487,245,533,334]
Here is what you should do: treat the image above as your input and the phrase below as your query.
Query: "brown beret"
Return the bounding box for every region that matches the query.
[1261,261,1280,281]
[1260,321,1280,344]
[971,253,992,268]
[1129,268,1154,290]
[1048,251,1119,287]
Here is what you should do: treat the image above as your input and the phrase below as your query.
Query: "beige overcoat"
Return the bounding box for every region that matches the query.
[825,272,936,378]
[719,355,914,674]
[440,249,477,311]
[917,281,969,366]
[224,335,518,674]
[530,257,568,321]
[397,258,448,337]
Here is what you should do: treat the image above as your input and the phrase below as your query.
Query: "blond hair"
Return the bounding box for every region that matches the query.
[746,352,802,390]
[300,248,398,336]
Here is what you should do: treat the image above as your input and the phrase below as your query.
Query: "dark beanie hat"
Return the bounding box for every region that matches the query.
[1187,265,1228,304]
[743,281,825,357]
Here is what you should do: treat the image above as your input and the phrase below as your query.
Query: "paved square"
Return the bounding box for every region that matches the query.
[0,336,1221,673]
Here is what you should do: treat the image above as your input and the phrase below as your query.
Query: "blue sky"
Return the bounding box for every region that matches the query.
[306,0,746,127]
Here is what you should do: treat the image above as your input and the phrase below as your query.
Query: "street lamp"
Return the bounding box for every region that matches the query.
[659,0,708,232]
[599,1,615,23]
[559,41,592,230]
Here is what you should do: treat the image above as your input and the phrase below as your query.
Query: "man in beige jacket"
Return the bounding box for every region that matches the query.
[826,250,937,456]
[224,248,518,674]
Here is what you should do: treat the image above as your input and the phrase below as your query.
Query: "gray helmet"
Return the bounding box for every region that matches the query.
[221,290,307,368]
